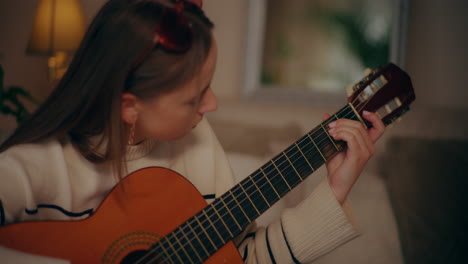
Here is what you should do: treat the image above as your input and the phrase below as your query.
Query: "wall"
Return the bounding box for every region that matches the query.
[406,0,468,109]
[0,0,246,99]
[207,0,468,133]
[0,0,106,130]
[1,0,467,131]
[0,1,466,262]
[207,0,468,109]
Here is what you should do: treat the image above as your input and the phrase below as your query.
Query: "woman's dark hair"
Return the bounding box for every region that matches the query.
[0,0,214,179]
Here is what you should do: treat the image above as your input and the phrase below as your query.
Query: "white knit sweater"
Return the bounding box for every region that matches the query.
[0,118,360,263]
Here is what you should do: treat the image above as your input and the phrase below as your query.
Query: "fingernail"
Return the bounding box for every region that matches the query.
[329,122,336,128]
[363,111,371,115]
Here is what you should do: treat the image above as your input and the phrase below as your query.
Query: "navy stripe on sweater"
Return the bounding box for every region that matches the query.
[0,200,5,226]
[25,204,93,218]
[281,222,302,264]
[266,227,277,264]
[203,194,216,200]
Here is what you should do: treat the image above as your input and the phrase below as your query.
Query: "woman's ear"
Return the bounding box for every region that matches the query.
[121,92,139,125]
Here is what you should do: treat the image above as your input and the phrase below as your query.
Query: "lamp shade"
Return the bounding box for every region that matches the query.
[26,0,86,55]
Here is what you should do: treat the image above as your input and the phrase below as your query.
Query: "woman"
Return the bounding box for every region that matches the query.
[0,0,384,263]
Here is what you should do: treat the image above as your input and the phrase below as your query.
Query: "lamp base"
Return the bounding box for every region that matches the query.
[47,51,70,81]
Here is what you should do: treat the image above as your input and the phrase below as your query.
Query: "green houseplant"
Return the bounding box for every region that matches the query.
[0,64,41,124]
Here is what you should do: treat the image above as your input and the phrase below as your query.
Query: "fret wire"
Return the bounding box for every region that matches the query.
[347,103,368,129]
[229,189,251,223]
[250,170,280,210]
[218,106,353,224]
[194,215,218,251]
[239,181,261,215]
[139,243,159,264]
[164,235,184,264]
[155,105,363,262]
[253,106,354,211]
[270,157,292,190]
[202,210,225,245]
[320,123,340,151]
[306,133,327,162]
[146,247,165,264]
[222,192,250,230]
[335,108,349,120]
[339,105,358,122]
[151,241,174,264]
[167,141,323,262]
[170,234,191,264]
[311,134,335,166]
[172,230,194,264]
[283,151,303,181]
[232,185,261,221]
[249,174,271,207]
[186,218,210,257]
[294,142,315,171]
[209,203,234,238]
[219,196,242,230]
[209,200,243,237]
[179,224,203,263]
[262,163,291,198]
[289,144,315,177]
[273,151,303,188]
[237,175,271,210]
[222,106,352,224]
[260,167,281,199]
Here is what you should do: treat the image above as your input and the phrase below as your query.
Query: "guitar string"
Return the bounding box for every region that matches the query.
[148,103,374,264]
[142,96,375,264]
[133,105,353,264]
[140,90,377,263]
[139,98,372,264]
[138,102,368,264]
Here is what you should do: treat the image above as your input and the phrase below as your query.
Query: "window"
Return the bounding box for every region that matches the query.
[243,0,409,105]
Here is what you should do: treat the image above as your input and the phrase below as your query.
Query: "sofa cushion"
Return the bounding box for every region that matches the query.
[381,137,468,264]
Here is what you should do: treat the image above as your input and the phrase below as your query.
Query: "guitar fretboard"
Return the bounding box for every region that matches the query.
[148,103,363,264]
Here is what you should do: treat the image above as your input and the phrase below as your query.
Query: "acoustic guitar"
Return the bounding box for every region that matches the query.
[0,63,415,263]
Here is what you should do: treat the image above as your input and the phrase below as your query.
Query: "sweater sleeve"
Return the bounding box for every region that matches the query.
[174,118,360,263]
[0,146,31,226]
[236,178,360,264]
[0,142,71,263]
[0,246,70,264]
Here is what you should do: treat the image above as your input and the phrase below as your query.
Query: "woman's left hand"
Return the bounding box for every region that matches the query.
[323,111,385,204]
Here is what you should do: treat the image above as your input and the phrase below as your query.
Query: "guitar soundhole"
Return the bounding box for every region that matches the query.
[121,250,148,263]
[121,249,167,264]
[122,249,168,263]
[102,231,162,264]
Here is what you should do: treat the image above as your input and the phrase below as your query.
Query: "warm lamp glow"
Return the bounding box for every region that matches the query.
[26,0,86,80]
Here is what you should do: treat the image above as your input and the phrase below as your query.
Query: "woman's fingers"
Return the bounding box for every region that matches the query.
[321,111,385,204]
[362,111,385,142]
[329,120,374,160]
[325,111,384,143]
[322,111,383,162]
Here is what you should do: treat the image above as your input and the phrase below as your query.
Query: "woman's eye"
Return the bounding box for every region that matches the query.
[188,98,198,106]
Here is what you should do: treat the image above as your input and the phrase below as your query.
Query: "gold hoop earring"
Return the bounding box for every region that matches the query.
[128,123,136,145]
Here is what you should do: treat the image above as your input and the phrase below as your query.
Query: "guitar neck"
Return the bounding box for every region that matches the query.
[0,63,411,264]
[152,103,364,263]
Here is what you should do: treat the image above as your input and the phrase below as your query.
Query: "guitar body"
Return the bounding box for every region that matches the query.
[0,167,243,264]
[0,63,416,264]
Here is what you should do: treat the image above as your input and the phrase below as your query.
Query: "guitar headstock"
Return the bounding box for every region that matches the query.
[348,63,416,126]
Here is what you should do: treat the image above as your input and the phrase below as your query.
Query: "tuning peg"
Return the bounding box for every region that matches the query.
[364,68,372,76]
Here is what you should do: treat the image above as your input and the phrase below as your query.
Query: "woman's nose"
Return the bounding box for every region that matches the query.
[198,88,218,114]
